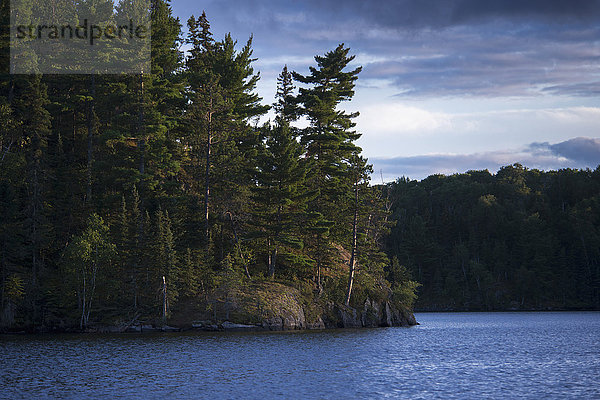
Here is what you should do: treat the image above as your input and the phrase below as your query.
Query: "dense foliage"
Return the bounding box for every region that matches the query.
[0,4,412,330]
[385,165,600,311]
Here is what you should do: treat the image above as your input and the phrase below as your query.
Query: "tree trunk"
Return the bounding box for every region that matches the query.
[227,212,251,279]
[138,72,145,177]
[271,204,281,279]
[31,167,38,290]
[204,98,213,243]
[86,252,98,329]
[86,75,95,204]
[316,253,322,294]
[271,246,278,279]
[8,75,14,104]
[30,128,42,324]
[162,276,167,323]
[0,140,12,163]
[345,175,359,306]
[267,237,273,278]
[80,268,86,330]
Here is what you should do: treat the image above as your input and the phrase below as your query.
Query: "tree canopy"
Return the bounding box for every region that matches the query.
[0,10,412,331]
[385,165,600,311]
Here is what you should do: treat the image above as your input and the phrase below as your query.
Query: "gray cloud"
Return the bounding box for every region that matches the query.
[533,137,600,165]
[371,137,600,181]
[542,82,600,97]
[450,0,600,25]
[362,24,600,97]
[208,0,600,31]
[191,0,600,99]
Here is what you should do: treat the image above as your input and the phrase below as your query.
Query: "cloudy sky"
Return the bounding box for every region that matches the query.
[172,0,600,180]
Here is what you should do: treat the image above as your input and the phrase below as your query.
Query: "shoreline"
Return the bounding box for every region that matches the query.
[0,320,419,336]
[414,307,600,313]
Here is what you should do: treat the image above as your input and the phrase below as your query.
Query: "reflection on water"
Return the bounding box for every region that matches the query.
[1,312,599,399]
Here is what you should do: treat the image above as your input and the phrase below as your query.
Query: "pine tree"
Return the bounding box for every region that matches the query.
[184,13,267,256]
[153,209,178,315]
[344,153,371,305]
[293,44,362,290]
[274,65,297,122]
[251,120,310,278]
[0,14,432,329]
[184,13,225,243]
[247,65,312,278]
[11,75,52,324]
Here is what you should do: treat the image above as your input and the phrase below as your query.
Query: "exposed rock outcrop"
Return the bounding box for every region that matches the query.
[170,282,417,331]
[2,281,416,334]
[321,299,416,329]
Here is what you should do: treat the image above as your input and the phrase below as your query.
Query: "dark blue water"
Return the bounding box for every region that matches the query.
[1,312,599,399]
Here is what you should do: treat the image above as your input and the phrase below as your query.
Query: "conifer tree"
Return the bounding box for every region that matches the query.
[251,120,310,278]
[249,66,312,278]
[293,44,362,290]
[12,75,52,322]
[153,209,178,314]
[184,13,224,243]
[0,13,428,329]
[274,65,297,123]
[344,153,371,305]
[184,13,267,253]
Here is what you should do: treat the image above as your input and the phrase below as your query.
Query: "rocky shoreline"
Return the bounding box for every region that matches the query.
[163,282,418,333]
[1,282,418,334]
[184,300,418,332]
[79,299,417,334]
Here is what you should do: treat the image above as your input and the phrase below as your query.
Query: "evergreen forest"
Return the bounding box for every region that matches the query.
[386,165,600,311]
[0,3,417,331]
[1,2,597,332]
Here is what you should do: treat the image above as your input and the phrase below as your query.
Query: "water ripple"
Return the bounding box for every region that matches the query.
[1,312,599,399]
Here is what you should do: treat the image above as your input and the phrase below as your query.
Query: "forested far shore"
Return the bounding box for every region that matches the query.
[385,165,600,311]
[0,5,418,332]
[2,2,595,333]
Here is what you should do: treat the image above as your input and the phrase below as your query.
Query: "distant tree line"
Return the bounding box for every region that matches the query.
[0,3,416,330]
[385,165,600,311]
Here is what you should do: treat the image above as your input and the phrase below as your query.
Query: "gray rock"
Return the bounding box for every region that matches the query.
[383,302,393,327]
[337,305,362,328]
[262,317,283,331]
[221,321,260,331]
[362,299,381,327]
[305,317,325,330]
[161,325,180,332]
[140,325,161,332]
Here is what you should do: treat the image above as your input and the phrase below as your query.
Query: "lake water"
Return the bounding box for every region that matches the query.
[1,312,599,399]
